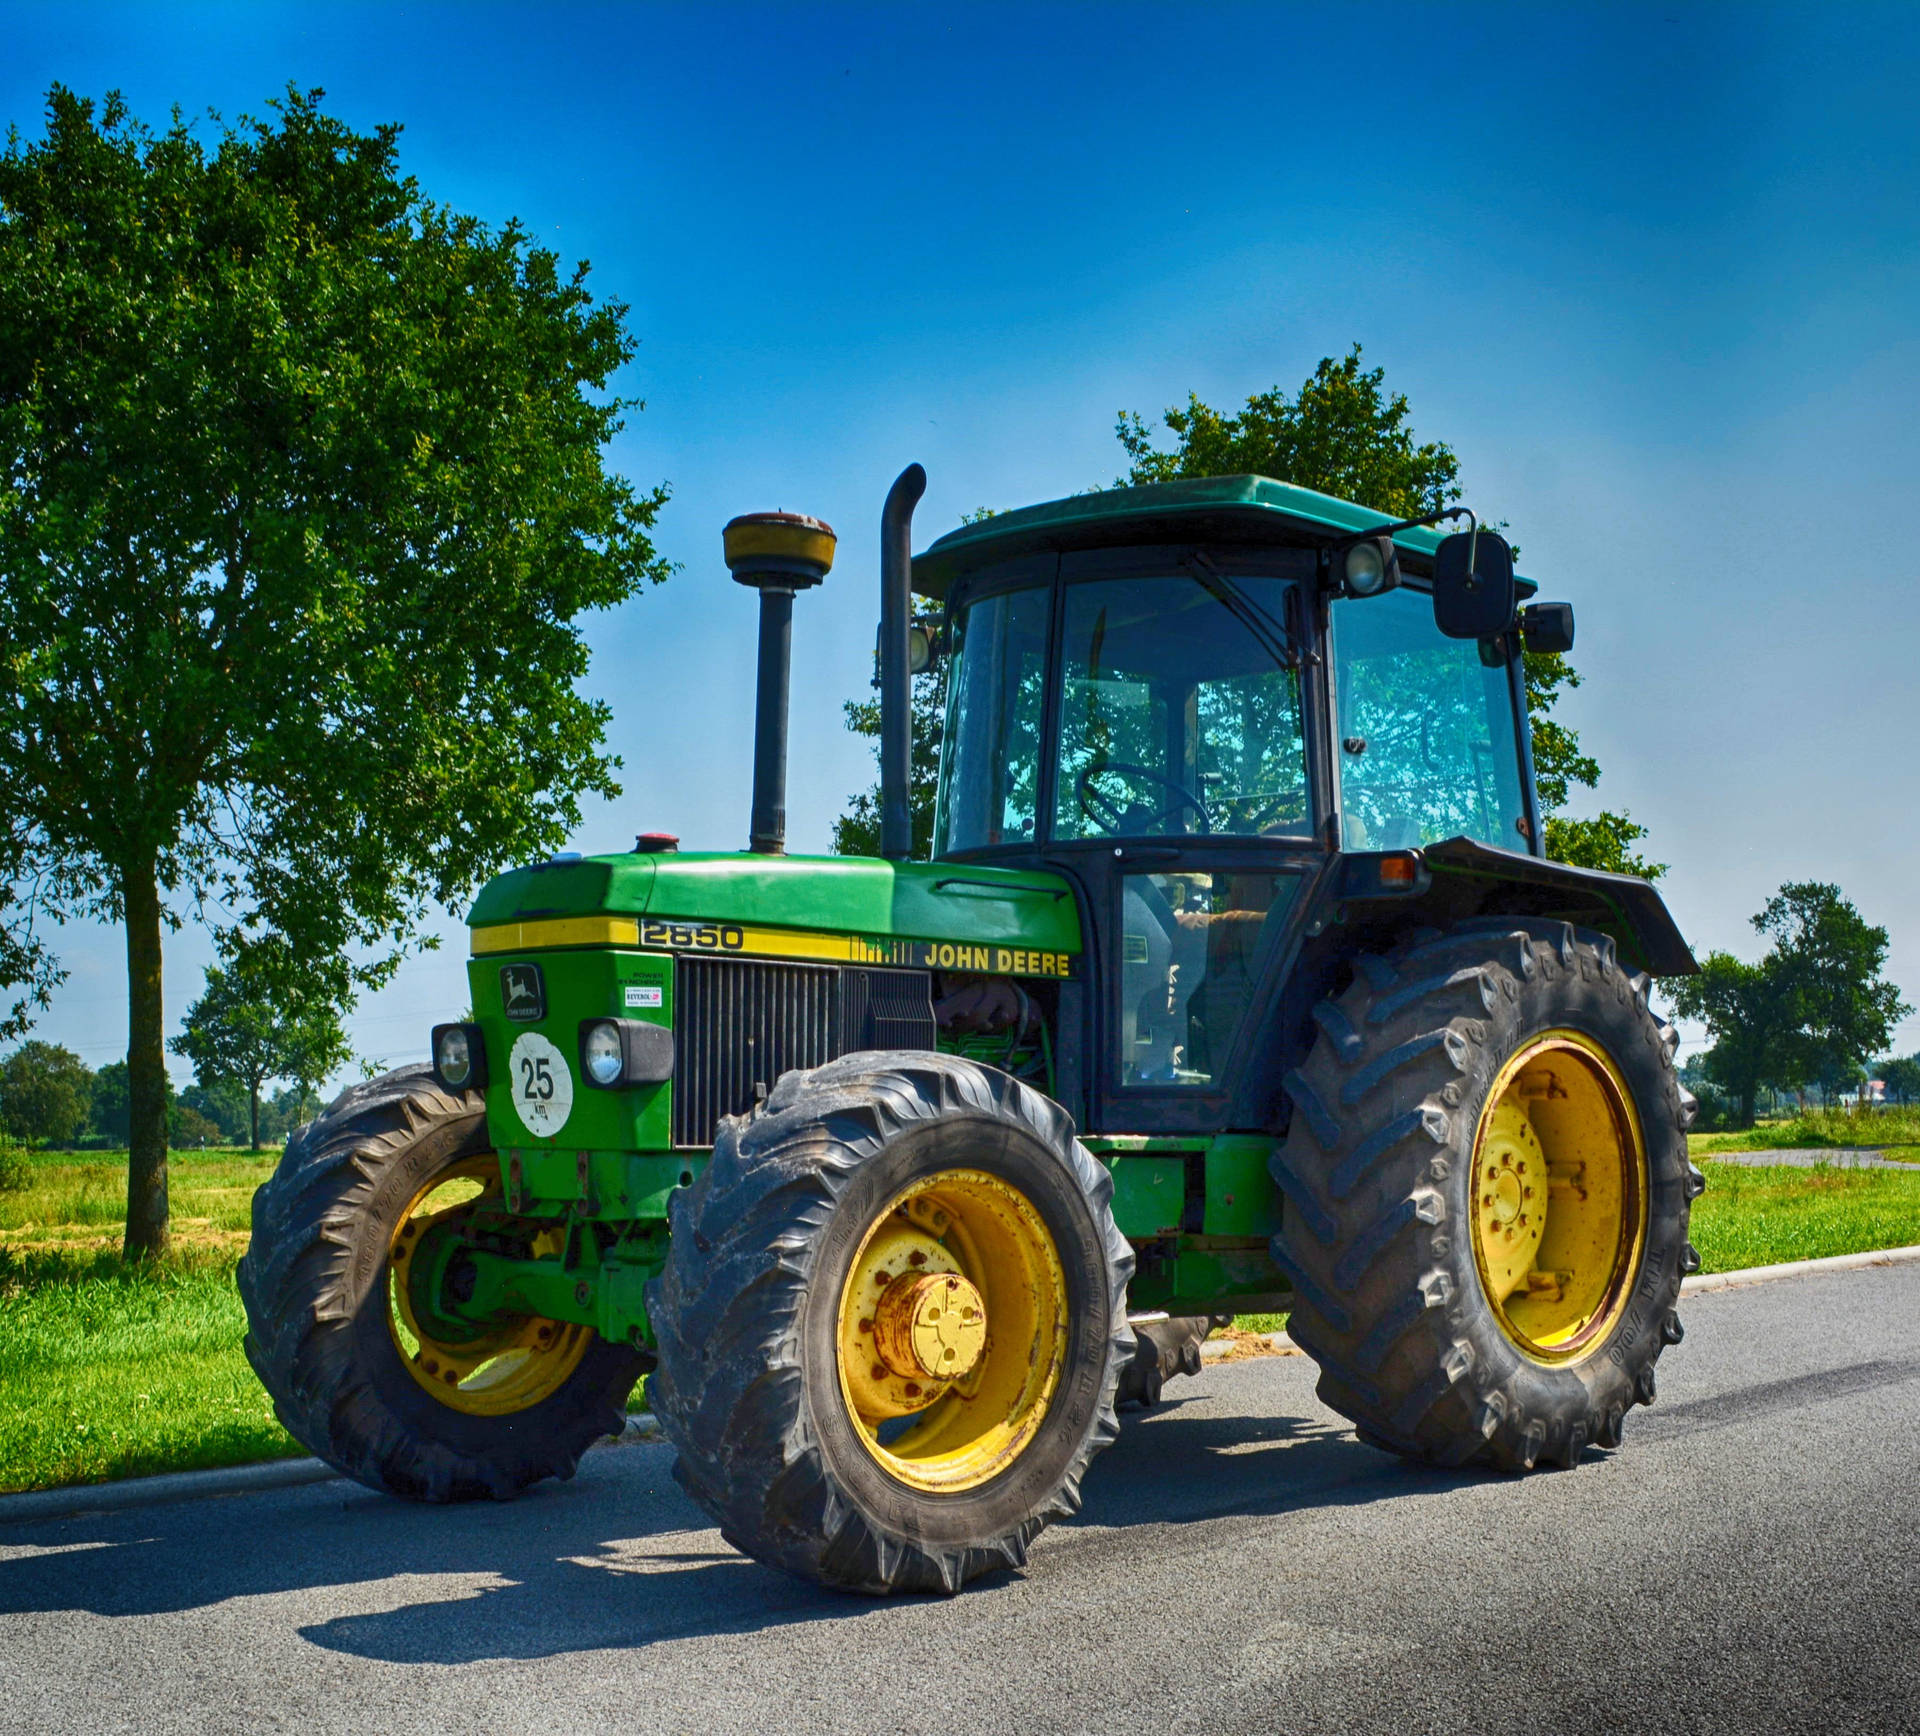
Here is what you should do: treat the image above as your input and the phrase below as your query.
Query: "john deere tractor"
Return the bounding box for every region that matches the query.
[240,466,1703,1594]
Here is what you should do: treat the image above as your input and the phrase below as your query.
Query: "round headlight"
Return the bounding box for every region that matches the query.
[435,1026,473,1088]
[1344,541,1388,597]
[584,1022,624,1086]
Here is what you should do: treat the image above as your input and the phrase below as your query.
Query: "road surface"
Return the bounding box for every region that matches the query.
[3,1263,1917,1734]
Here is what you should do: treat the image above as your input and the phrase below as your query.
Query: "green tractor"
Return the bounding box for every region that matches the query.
[240,466,1703,1594]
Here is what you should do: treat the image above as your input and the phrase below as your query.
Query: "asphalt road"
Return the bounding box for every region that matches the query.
[4,1265,1918,1736]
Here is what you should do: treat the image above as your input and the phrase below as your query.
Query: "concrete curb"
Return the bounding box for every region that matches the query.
[1680,1242,1920,1295]
[9,1246,1919,1527]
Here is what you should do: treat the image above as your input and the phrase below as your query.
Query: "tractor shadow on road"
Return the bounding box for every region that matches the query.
[0,1369,1503,1663]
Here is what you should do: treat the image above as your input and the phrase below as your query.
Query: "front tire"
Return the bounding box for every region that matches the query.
[238,1065,645,1501]
[1272,920,1704,1471]
[648,1052,1135,1594]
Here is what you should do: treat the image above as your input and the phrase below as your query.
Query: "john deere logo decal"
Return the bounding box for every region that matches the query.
[500,963,545,1023]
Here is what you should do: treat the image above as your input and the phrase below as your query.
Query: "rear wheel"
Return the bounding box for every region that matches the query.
[648,1052,1135,1594]
[1271,920,1704,1471]
[238,1065,644,1500]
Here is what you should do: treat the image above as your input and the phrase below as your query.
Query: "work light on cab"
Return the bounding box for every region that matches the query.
[1341,535,1399,598]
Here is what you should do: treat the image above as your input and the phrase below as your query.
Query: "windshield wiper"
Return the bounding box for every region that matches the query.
[1183,551,1303,671]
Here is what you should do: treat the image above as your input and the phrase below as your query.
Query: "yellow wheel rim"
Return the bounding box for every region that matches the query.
[388,1156,592,1416]
[1468,1030,1649,1364]
[834,1169,1068,1494]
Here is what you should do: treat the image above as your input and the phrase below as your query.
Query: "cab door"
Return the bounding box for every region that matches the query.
[1038,544,1325,1134]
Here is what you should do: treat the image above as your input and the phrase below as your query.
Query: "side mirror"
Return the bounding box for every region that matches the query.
[1432,529,1515,639]
[1519,601,1575,655]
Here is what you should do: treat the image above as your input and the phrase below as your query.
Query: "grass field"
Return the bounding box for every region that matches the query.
[1690,1105,1920,1156]
[4,1142,1919,1495]
[0,1146,298,1495]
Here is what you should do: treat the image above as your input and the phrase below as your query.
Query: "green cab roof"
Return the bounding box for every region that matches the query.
[913,473,1529,599]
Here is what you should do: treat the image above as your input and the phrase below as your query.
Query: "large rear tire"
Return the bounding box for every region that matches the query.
[1271,920,1703,1471]
[648,1051,1135,1594]
[238,1065,645,1501]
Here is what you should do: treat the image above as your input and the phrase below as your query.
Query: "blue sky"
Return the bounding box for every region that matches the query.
[6,1,1919,1074]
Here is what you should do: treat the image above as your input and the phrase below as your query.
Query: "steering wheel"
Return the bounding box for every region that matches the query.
[1076,761,1211,835]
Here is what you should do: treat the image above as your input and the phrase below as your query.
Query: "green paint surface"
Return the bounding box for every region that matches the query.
[469,851,1081,954]
[468,948,674,1155]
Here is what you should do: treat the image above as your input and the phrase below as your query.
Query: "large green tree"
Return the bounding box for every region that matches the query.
[1117,348,1659,877]
[170,934,352,1150]
[0,88,670,1254]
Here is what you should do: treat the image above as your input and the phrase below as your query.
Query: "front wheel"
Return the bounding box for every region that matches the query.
[648,1052,1135,1594]
[238,1066,645,1501]
[1272,920,1705,1471]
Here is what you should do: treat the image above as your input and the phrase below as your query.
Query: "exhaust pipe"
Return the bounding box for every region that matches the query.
[722,511,837,854]
[879,464,927,860]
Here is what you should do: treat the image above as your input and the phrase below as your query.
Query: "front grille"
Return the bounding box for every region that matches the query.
[670,957,935,1147]
[672,957,839,1147]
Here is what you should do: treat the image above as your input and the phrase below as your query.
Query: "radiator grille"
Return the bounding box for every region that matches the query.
[672,957,840,1148]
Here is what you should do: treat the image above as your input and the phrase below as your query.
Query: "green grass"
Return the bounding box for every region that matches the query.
[0,1245,301,1494]
[0,1145,300,1495]
[1690,1105,1920,1157]
[1688,1159,1920,1273]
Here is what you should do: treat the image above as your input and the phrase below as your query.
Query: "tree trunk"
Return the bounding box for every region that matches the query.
[249,1076,260,1152]
[123,857,171,1259]
[1740,1085,1756,1128]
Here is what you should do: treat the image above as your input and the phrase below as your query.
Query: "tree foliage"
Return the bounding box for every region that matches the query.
[1116,346,1460,517]
[1878,1055,1920,1106]
[170,934,352,1149]
[0,1039,92,1145]
[0,86,670,1252]
[831,675,946,858]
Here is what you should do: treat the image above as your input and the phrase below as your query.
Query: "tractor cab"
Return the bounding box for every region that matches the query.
[906,475,1603,1135]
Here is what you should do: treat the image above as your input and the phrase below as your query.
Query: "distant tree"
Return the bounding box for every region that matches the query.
[0,1040,93,1145]
[0,87,670,1254]
[1757,883,1910,1100]
[90,1059,131,1143]
[167,1102,223,1149]
[1878,1055,1920,1106]
[1115,347,1661,878]
[171,936,351,1150]
[1669,953,1794,1128]
[259,1081,325,1144]
[180,1078,250,1145]
[1671,882,1910,1122]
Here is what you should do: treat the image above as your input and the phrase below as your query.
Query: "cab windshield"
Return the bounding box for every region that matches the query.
[1054,572,1307,841]
[934,569,1310,853]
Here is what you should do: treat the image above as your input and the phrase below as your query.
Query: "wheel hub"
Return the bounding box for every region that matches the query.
[875,1272,987,1382]
[1473,1099,1545,1303]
